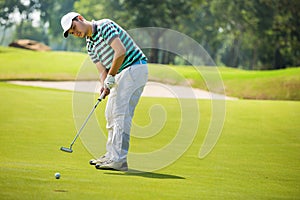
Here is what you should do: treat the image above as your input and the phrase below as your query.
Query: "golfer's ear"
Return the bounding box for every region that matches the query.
[78,15,84,21]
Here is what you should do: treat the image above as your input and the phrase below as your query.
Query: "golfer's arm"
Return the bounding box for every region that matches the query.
[108,37,126,76]
[95,62,107,85]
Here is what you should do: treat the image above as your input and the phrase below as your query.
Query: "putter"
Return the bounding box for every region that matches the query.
[60,92,106,153]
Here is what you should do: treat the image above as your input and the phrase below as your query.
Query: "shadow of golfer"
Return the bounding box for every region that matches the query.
[104,169,185,179]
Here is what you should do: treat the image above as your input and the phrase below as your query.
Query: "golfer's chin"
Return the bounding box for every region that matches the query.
[75,33,85,38]
[79,33,86,38]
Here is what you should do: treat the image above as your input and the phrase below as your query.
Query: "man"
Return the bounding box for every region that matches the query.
[61,12,148,171]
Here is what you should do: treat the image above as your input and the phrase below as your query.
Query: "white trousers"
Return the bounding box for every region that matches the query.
[105,63,148,162]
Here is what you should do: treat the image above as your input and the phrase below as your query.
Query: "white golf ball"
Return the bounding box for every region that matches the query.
[55,172,61,179]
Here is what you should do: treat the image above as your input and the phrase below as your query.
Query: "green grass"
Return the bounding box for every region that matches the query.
[1,46,299,100]
[214,67,300,100]
[0,82,299,199]
[0,46,86,80]
[171,66,300,100]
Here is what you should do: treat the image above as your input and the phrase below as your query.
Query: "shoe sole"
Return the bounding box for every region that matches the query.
[89,158,108,166]
[95,164,128,172]
[89,160,96,165]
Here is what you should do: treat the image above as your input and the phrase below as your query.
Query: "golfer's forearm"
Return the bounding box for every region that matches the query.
[109,54,125,76]
[96,62,107,85]
[100,71,107,85]
[109,37,126,76]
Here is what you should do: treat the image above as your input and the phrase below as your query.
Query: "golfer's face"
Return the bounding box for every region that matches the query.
[68,20,86,38]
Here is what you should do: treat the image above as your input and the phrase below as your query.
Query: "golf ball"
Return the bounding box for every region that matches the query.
[55,172,60,179]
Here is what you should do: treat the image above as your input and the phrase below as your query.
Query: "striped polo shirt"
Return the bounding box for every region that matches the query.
[86,19,147,73]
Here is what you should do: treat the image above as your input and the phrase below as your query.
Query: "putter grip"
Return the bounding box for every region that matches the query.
[98,91,106,100]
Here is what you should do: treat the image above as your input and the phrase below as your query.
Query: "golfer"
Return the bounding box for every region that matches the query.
[61,12,148,171]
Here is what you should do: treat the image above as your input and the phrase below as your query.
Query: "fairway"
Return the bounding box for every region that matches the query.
[0,82,299,199]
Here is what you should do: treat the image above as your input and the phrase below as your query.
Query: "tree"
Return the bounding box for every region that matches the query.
[209,0,263,69]
[209,0,300,69]
[0,0,30,43]
[2,0,299,68]
[38,0,85,51]
[83,0,201,63]
[267,0,300,68]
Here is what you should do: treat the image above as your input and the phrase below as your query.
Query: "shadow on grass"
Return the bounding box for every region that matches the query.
[104,169,185,180]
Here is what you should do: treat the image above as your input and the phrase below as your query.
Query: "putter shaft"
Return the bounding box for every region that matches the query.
[60,93,105,153]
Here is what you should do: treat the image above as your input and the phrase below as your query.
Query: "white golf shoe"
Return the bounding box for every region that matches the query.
[89,155,109,166]
[95,160,128,171]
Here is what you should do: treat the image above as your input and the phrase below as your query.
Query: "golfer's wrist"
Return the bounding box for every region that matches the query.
[104,74,115,89]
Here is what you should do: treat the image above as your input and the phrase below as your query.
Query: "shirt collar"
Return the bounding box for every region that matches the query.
[86,20,97,40]
[92,20,97,35]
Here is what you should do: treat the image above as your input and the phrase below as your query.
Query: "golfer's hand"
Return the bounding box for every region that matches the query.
[104,75,115,90]
[100,87,110,99]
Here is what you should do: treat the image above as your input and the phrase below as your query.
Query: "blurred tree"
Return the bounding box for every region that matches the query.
[74,0,104,20]
[15,20,45,41]
[0,0,33,43]
[181,1,223,65]
[1,0,84,51]
[82,0,200,63]
[209,0,261,69]
[38,0,85,51]
[208,0,300,69]
[120,0,199,63]
[266,0,300,68]
[1,0,299,68]
[0,0,17,29]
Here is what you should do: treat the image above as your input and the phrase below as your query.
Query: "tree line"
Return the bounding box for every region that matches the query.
[1,0,299,70]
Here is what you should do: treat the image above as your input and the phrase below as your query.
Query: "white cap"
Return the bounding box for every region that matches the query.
[61,12,80,38]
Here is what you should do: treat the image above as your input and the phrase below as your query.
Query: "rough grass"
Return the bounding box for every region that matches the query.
[0,46,299,100]
[0,82,299,199]
[0,46,86,80]
[170,66,300,100]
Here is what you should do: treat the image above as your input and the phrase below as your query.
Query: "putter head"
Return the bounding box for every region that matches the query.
[60,147,73,153]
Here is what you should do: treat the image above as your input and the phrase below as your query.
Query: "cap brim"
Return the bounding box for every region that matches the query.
[64,31,69,38]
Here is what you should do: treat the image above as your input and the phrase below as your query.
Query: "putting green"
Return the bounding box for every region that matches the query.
[0,82,299,199]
